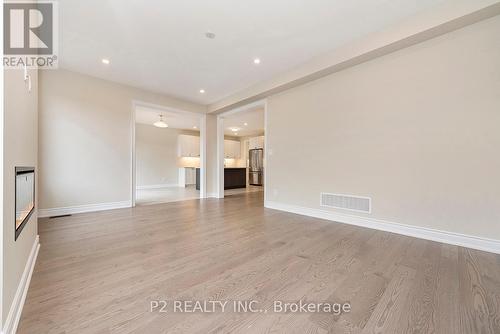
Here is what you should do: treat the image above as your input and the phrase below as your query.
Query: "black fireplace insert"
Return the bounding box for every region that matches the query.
[15,167,35,240]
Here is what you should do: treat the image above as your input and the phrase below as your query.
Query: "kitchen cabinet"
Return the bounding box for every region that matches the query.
[224,168,246,189]
[249,136,264,149]
[196,168,246,190]
[178,135,200,157]
[224,140,241,159]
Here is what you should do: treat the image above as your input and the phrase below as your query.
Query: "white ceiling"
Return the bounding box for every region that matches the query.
[223,108,264,137]
[135,105,200,130]
[59,0,447,104]
[135,104,263,137]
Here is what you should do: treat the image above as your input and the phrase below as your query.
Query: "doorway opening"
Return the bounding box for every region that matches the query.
[216,100,267,200]
[131,101,206,206]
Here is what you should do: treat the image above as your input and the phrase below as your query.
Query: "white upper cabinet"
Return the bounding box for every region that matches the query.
[178,135,200,157]
[249,136,264,150]
[224,140,241,159]
[231,140,241,159]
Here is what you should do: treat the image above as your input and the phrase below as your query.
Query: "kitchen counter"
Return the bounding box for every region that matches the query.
[196,168,247,190]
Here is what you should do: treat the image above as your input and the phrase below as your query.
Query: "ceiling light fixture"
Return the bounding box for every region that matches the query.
[153,115,168,128]
[199,89,205,94]
[253,58,261,64]
[193,126,198,129]
[244,122,248,126]
[230,127,239,132]
[102,58,110,65]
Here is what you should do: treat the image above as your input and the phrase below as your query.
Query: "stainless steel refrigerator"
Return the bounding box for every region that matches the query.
[249,149,263,186]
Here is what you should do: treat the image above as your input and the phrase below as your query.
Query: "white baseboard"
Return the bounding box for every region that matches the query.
[205,193,219,198]
[265,201,500,255]
[136,183,179,190]
[3,235,40,334]
[38,200,131,218]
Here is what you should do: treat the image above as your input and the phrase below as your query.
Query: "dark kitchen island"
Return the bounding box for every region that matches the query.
[196,168,246,190]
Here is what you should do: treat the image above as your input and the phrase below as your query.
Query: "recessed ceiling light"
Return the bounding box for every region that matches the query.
[199,89,205,94]
[193,126,198,129]
[253,58,261,65]
[244,122,248,126]
[230,127,240,132]
[102,58,110,65]
[205,32,216,39]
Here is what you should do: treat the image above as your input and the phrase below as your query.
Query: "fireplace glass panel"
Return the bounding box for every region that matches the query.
[15,167,35,240]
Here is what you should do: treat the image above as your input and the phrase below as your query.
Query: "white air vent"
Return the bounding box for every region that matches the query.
[320,193,371,213]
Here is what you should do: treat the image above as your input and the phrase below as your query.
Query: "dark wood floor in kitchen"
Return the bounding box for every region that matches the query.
[18,191,500,333]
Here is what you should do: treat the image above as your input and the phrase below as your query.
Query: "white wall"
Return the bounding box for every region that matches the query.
[3,68,38,327]
[136,124,179,187]
[266,15,500,241]
[38,69,205,210]
[136,124,201,187]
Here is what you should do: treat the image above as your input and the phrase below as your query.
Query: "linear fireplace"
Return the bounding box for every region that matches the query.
[15,167,35,240]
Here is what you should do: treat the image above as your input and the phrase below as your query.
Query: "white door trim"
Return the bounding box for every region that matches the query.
[216,116,225,198]
[216,99,268,199]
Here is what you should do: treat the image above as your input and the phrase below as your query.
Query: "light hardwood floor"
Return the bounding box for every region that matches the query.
[18,192,500,333]
[136,185,200,205]
[224,185,263,196]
